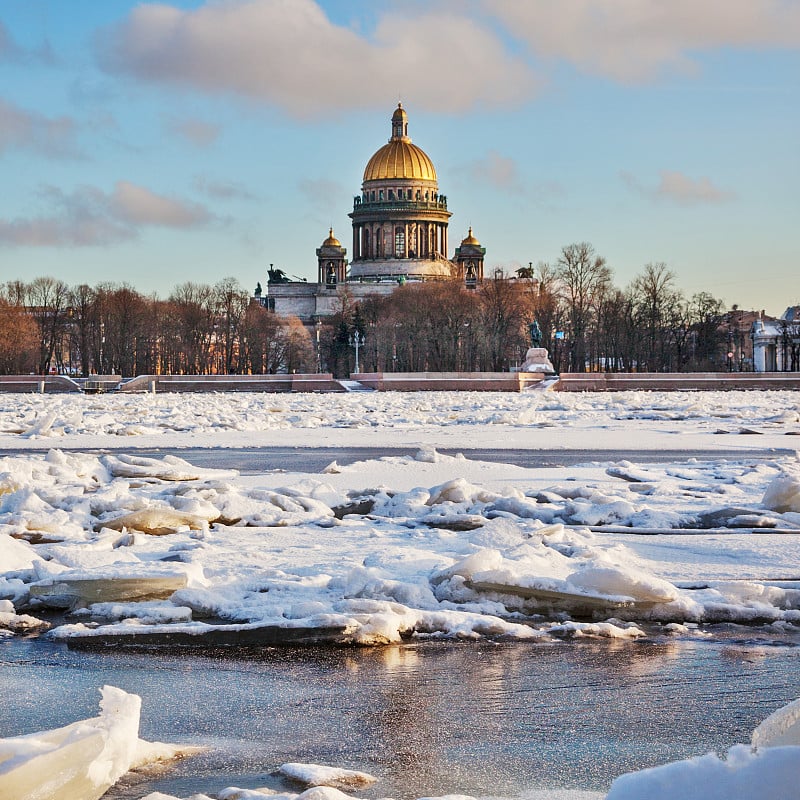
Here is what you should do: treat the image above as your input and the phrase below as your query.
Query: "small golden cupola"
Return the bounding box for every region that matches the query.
[461,227,481,246]
[316,227,347,286]
[322,227,341,247]
[454,227,486,288]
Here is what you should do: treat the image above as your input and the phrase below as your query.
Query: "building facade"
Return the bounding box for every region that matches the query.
[261,103,484,322]
[752,307,800,372]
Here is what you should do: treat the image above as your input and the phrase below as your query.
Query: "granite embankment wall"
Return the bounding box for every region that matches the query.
[2,372,799,393]
[553,372,800,391]
[352,372,547,391]
[118,374,344,392]
[0,375,83,393]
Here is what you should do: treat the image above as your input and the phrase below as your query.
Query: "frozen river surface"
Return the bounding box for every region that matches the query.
[2,631,800,799]
[2,390,800,798]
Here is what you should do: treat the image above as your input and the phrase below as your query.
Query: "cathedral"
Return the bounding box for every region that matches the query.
[260,103,486,321]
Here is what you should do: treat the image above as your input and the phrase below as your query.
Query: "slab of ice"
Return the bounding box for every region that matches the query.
[278,761,378,789]
[752,697,800,749]
[762,471,800,513]
[97,507,214,535]
[0,685,188,800]
[30,569,190,609]
[0,598,49,634]
[102,453,223,481]
[604,743,799,800]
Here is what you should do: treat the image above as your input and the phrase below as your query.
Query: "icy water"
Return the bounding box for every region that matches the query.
[2,632,800,799]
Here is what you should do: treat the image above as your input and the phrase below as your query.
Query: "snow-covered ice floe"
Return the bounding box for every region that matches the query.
[0,685,195,800]
[1,447,800,646]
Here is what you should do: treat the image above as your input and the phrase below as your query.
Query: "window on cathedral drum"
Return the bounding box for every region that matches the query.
[395,227,405,258]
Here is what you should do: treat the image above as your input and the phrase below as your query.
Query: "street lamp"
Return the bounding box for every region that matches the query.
[349,331,365,374]
[314,317,322,373]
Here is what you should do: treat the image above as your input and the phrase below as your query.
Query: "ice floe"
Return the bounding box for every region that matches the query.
[0,685,192,800]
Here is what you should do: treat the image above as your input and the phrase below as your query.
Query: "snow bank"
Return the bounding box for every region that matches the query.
[752,697,800,749]
[605,694,800,800]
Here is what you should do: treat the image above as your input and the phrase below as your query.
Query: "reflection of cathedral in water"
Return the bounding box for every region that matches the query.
[261,103,486,321]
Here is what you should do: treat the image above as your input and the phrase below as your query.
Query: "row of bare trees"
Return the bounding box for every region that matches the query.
[0,277,314,376]
[321,243,731,375]
[0,243,734,377]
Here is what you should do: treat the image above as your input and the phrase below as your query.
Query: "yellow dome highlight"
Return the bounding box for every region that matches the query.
[362,103,437,183]
[322,227,341,247]
[461,227,480,246]
[363,140,437,182]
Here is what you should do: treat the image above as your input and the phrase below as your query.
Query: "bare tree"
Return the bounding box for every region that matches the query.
[24,277,71,374]
[0,298,37,373]
[689,292,725,369]
[214,278,250,373]
[477,270,529,371]
[168,283,217,373]
[556,243,612,372]
[93,284,150,376]
[283,316,315,374]
[68,284,97,376]
[631,263,682,371]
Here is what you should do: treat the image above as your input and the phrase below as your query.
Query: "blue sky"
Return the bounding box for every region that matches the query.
[0,0,797,313]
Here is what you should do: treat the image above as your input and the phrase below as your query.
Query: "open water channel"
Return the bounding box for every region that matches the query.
[2,629,800,799]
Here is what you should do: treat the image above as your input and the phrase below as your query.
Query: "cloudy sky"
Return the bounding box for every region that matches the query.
[1,0,797,312]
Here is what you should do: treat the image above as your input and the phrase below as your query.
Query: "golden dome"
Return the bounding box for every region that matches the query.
[322,227,341,247]
[363,103,437,183]
[461,227,480,246]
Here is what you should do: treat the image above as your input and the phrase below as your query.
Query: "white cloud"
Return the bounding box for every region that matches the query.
[95,0,540,117]
[111,181,214,227]
[165,117,221,147]
[0,182,214,248]
[621,169,736,205]
[0,98,80,158]
[193,175,255,201]
[483,0,800,82]
[463,150,525,193]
